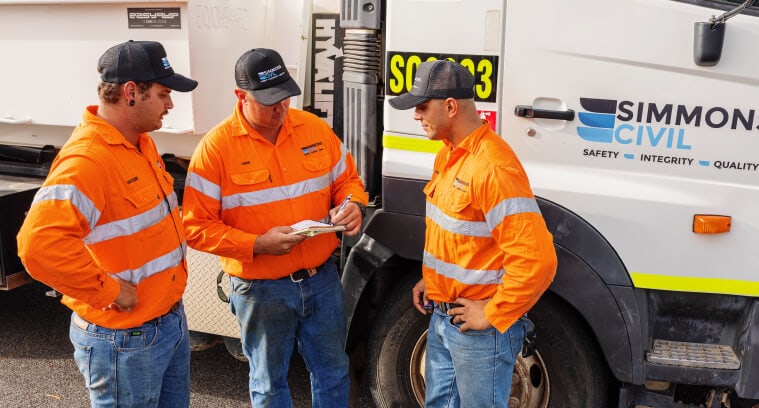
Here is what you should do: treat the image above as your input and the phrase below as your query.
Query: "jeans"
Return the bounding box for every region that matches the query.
[229,260,350,408]
[425,307,525,408]
[69,303,190,408]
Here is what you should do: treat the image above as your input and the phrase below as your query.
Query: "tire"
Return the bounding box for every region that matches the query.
[223,336,248,362]
[528,295,612,407]
[367,277,611,408]
[368,275,430,407]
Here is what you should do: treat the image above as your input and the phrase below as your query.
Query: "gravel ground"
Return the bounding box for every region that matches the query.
[0,281,374,407]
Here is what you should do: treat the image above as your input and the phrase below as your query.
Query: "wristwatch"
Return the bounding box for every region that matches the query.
[350,201,367,217]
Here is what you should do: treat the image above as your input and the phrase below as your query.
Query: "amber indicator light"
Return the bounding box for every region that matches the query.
[692,214,731,234]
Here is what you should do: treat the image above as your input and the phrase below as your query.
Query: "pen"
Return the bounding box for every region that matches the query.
[337,194,352,214]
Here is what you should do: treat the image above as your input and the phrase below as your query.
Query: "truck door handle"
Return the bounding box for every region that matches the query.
[514,105,575,121]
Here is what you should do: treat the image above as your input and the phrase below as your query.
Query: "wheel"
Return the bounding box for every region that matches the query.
[189,331,220,352]
[367,277,611,407]
[223,336,248,362]
[527,295,612,407]
[367,275,430,407]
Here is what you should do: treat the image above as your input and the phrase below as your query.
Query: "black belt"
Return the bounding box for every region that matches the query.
[287,267,318,282]
[436,302,463,313]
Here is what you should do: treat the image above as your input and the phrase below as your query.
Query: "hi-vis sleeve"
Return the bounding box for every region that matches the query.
[325,129,368,208]
[17,156,120,308]
[480,165,558,332]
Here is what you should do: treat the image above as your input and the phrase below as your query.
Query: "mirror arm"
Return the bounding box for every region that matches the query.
[710,0,758,28]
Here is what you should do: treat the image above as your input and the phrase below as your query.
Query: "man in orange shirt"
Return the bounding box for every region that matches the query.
[17,40,197,407]
[182,48,366,407]
[390,60,557,407]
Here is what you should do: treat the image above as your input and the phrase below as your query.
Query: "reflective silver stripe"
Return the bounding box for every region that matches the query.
[485,197,541,231]
[423,251,504,285]
[222,173,331,210]
[32,184,101,230]
[329,143,349,184]
[426,201,490,237]
[84,192,178,245]
[186,172,221,201]
[113,242,186,285]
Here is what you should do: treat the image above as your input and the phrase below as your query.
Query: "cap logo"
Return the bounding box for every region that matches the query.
[258,65,284,83]
[161,57,171,70]
[411,76,423,90]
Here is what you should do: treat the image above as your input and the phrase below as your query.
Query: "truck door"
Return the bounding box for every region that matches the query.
[501,0,759,295]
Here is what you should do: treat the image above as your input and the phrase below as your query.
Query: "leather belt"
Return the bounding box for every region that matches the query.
[288,267,318,283]
[71,301,181,331]
[436,302,463,313]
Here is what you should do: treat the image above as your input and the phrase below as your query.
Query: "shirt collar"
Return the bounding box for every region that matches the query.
[83,105,145,148]
[230,101,305,142]
[443,120,491,153]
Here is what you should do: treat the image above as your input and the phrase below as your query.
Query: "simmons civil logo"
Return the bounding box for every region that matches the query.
[578,97,759,147]
[577,98,692,151]
[577,97,759,171]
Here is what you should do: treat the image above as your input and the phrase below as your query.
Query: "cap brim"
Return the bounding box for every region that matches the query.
[388,93,430,110]
[155,73,198,92]
[251,78,302,106]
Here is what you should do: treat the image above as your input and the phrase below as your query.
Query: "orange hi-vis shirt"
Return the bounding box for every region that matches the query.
[182,102,367,280]
[422,122,557,333]
[16,106,188,329]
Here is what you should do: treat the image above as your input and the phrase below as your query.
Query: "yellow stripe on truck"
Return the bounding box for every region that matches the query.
[383,134,443,153]
[631,272,759,297]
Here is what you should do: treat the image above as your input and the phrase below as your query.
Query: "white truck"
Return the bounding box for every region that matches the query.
[1,0,758,407]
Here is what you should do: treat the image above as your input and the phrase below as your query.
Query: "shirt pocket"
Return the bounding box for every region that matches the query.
[423,178,437,199]
[448,189,472,213]
[301,153,331,173]
[125,184,161,209]
[230,169,270,187]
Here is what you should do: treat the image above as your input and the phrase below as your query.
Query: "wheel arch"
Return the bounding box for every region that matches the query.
[538,197,643,384]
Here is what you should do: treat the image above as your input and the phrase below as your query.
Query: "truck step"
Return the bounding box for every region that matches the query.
[647,339,740,370]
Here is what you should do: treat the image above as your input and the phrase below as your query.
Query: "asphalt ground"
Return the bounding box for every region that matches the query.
[0,281,374,407]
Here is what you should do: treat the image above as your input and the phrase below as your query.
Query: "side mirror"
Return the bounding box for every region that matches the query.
[693,0,757,67]
[693,21,725,66]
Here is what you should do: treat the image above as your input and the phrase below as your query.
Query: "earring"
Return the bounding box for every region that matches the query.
[129,99,135,106]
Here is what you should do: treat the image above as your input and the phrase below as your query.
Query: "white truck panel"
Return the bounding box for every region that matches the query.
[0,0,311,158]
[500,0,759,289]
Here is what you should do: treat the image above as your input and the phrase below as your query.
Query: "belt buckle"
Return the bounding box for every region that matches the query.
[289,267,317,283]
[438,302,462,313]
[290,270,306,283]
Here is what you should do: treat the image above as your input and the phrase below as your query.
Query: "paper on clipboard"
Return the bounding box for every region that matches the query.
[289,220,346,237]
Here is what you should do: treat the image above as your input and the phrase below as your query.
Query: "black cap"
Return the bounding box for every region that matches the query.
[235,48,301,106]
[98,40,198,92]
[388,60,475,110]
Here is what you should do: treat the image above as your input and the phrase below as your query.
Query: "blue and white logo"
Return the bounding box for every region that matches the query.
[577,98,617,143]
[576,97,691,151]
[161,57,171,70]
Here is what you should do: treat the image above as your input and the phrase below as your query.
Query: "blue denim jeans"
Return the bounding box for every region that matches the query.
[229,260,350,407]
[424,307,525,408]
[69,303,190,408]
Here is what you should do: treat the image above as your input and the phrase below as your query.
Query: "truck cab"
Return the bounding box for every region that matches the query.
[2,1,759,407]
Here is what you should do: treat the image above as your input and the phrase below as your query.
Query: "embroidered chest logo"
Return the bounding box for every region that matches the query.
[241,160,251,166]
[126,176,139,185]
[452,177,469,192]
[301,142,324,156]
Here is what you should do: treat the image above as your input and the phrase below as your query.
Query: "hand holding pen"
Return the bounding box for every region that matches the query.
[337,194,352,215]
[329,194,362,237]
